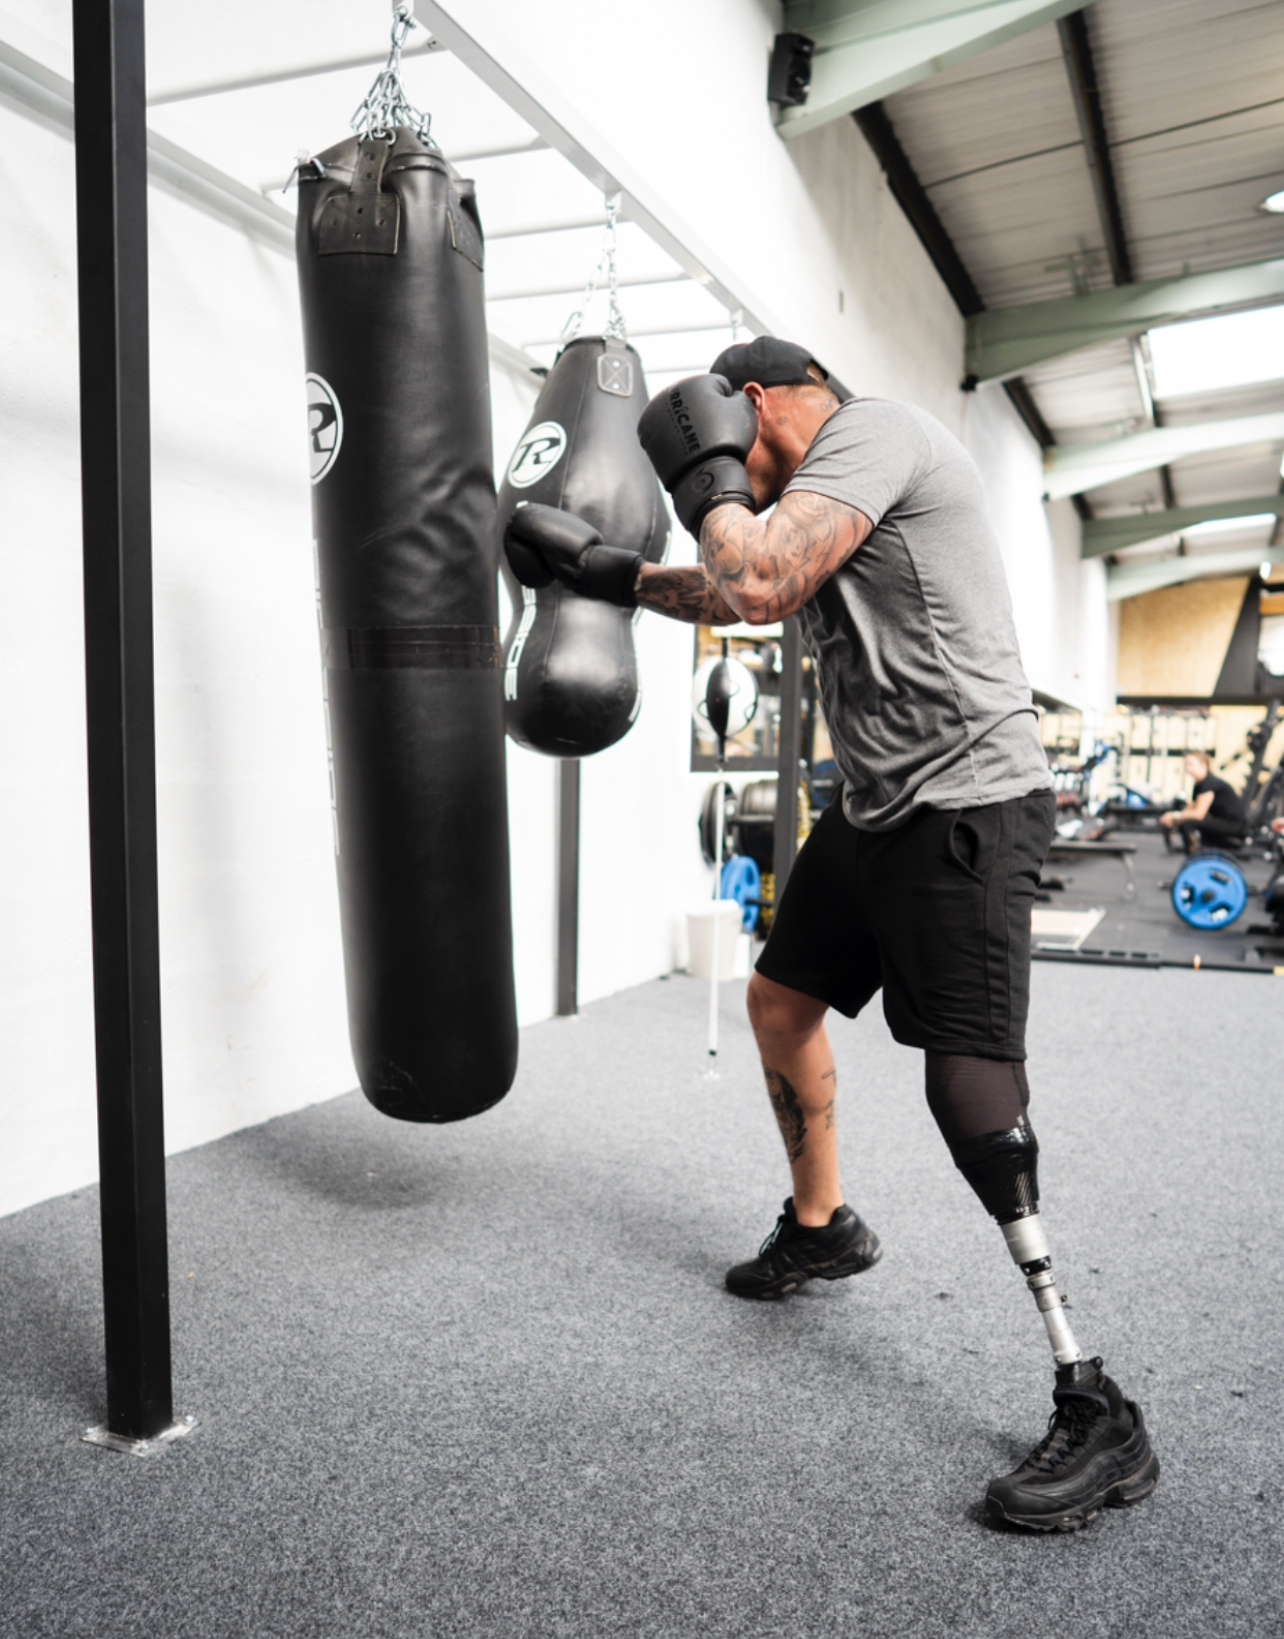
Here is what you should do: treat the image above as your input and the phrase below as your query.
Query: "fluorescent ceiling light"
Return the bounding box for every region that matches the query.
[1148,305,1284,396]
[1261,189,1284,213]
[1182,513,1279,538]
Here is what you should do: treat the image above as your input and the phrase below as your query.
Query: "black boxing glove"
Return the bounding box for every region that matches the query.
[503,503,643,608]
[637,373,758,536]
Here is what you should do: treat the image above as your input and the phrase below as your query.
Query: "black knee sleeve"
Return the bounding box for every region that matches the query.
[949,1123,1040,1222]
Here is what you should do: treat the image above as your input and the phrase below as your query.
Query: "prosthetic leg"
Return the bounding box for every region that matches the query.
[950,1123,1081,1365]
[926,1055,1158,1529]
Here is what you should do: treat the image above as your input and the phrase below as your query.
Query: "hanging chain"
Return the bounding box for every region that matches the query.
[560,196,628,347]
[350,5,435,146]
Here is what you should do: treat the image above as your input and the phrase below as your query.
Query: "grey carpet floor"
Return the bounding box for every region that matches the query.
[2,962,1281,1638]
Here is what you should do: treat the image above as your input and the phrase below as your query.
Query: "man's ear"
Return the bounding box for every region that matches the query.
[742,382,767,413]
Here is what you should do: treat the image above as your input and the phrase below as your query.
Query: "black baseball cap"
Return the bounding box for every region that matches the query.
[709,337,828,391]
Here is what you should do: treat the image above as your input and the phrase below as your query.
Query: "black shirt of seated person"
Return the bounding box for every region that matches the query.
[1182,773,1248,850]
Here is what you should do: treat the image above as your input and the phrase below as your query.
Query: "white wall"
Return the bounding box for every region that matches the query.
[0,105,354,1216]
[0,0,1113,1218]
[963,383,1114,713]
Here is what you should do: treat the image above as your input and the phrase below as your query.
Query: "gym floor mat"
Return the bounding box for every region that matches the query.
[1034,830,1284,974]
[1030,905,1105,950]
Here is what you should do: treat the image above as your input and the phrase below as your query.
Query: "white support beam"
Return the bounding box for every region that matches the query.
[0,35,296,254]
[1107,548,1284,603]
[775,0,1086,139]
[415,1,795,341]
[0,28,545,384]
[486,271,689,303]
[967,258,1284,382]
[1043,412,1284,500]
[1083,497,1284,558]
[146,39,444,105]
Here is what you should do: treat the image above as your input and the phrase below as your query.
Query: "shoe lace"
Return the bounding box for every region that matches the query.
[757,1210,790,1257]
[1026,1396,1101,1473]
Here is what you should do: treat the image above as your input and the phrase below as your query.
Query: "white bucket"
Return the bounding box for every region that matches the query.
[687,900,744,981]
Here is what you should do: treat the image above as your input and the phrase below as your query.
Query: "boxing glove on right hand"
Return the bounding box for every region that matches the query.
[504,503,643,607]
[637,374,758,536]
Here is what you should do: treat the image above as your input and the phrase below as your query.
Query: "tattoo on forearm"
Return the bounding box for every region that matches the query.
[633,565,740,625]
[699,491,866,624]
[764,1068,807,1163]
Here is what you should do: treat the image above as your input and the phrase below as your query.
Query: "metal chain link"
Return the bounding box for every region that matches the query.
[560,196,628,347]
[350,5,435,146]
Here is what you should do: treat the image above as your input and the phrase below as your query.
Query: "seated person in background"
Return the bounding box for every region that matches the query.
[1159,752,1248,851]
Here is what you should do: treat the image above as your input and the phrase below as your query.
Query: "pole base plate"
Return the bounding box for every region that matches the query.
[82,1413,197,1457]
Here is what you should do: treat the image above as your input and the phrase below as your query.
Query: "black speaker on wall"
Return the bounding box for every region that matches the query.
[768,32,814,107]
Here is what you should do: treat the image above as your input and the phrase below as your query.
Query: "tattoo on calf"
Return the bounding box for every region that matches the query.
[764,1068,807,1163]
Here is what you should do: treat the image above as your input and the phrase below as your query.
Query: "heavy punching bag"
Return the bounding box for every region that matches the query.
[296,128,517,1122]
[498,337,669,757]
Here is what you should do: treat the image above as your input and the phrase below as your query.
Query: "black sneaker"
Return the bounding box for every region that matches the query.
[986,1357,1160,1532]
[725,1198,882,1300]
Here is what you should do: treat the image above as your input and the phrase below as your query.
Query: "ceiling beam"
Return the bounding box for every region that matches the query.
[1106,547,1284,603]
[853,103,983,315]
[854,100,1092,518]
[1044,411,1284,500]
[775,0,1087,139]
[1056,9,1131,285]
[1083,497,1284,557]
[966,256,1284,382]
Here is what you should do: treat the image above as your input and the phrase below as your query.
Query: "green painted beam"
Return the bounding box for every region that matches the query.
[1107,547,1284,603]
[1083,496,1284,558]
[775,0,1085,138]
[1043,411,1284,500]
[966,257,1284,382]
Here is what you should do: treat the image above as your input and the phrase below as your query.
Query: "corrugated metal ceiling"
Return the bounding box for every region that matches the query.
[882,0,1284,536]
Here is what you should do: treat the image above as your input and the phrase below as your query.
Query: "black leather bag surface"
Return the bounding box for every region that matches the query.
[297,128,517,1122]
[498,337,670,757]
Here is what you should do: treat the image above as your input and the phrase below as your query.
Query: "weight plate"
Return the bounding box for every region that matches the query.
[1171,852,1248,930]
[719,854,761,933]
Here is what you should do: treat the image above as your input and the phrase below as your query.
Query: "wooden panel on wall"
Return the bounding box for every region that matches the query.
[1116,576,1250,699]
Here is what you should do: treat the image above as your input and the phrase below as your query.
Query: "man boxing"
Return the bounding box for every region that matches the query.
[503,336,1158,1532]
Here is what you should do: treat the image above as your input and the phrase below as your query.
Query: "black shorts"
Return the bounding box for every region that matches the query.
[755,789,1056,1061]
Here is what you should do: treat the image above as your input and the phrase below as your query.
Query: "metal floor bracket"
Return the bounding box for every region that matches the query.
[82,1414,197,1458]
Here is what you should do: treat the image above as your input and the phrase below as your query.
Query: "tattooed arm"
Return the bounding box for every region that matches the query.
[698,490,871,626]
[632,563,742,626]
[631,489,868,626]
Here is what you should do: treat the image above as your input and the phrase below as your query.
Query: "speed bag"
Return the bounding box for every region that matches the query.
[498,337,670,757]
[296,128,517,1123]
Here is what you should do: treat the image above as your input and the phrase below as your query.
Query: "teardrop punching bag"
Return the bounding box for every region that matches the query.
[498,337,670,757]
[296,129,517,1122]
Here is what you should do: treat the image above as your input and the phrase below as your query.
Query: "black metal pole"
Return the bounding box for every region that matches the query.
[72,0,174,1442]
[773,617,804,897]
[556,759,580,1016]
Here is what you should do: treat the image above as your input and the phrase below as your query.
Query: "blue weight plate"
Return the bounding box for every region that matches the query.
[720,855,762,933]
[1171,853,1248,930]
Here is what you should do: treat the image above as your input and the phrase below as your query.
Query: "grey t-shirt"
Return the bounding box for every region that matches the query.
[783,396,1051,831]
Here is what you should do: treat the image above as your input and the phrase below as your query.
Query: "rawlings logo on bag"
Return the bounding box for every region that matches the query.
[306,373,343,484]
[506,421,568,489]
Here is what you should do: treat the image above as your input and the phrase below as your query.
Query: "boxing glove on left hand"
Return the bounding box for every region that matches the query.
[637,373,758,536]
[504,504,643,608]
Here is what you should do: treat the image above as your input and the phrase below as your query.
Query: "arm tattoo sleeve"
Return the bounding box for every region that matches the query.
[764,1068,808,1164]
[700,491,868,623]
[633,564,741,626]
